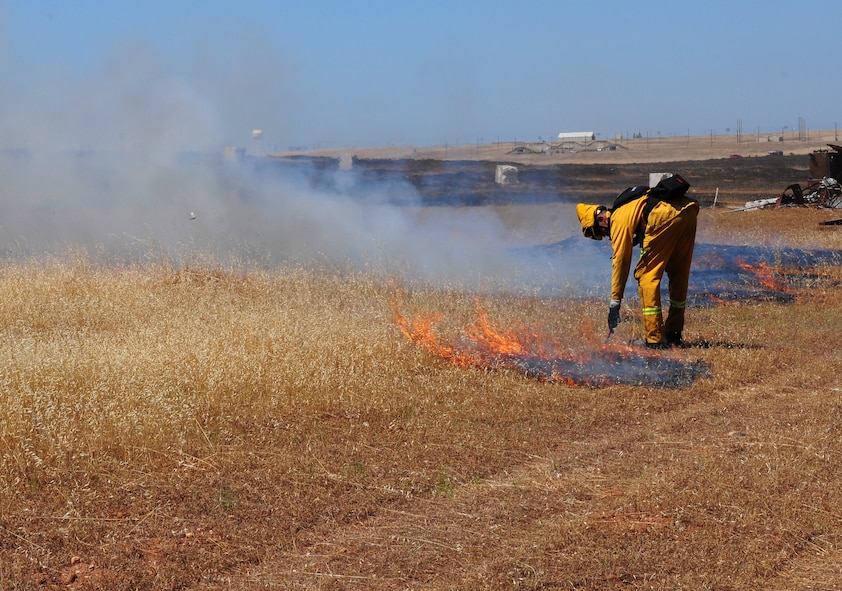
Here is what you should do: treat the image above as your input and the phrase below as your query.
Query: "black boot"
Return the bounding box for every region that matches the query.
[645,341,669,350]
[666,331,684,347]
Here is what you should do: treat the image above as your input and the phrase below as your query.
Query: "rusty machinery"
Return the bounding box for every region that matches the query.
[777,144,842,209]
[809,143,842,179]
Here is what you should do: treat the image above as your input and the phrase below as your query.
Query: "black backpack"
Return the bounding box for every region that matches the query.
[651,174,691,201]
[611,174,692,212]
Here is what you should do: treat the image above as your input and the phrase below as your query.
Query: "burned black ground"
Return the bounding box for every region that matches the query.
[272,153,811,207]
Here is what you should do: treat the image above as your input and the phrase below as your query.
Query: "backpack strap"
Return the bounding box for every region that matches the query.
[610,185,650,211]
[611,185,652,246]
[642,191,661,221]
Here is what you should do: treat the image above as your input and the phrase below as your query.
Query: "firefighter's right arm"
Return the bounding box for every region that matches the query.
[608,197,647,301]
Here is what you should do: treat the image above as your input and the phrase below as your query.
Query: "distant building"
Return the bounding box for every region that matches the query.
[557,131,595,142]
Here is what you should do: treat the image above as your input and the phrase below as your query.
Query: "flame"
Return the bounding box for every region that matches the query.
[392,304,474,367]
[705,293,727,305]
[737,259,792,293]
[391,299,538,369]
[392,298,709,388]
[464,304,528,356]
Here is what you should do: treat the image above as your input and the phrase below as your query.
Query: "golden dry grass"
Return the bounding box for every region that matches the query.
[2,209,842,589]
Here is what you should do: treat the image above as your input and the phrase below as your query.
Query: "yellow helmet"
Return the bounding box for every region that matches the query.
[576,203,606,240]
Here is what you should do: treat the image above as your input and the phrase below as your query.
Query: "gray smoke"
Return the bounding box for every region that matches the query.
[0,40,599,297]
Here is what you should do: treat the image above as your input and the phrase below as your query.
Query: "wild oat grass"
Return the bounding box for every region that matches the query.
[1,208,842,589]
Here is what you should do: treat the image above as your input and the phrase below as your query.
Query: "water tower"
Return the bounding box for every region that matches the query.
[251,129,264,155]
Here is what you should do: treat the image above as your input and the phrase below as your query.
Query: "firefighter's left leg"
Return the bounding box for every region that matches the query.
[635,256,668,344]
[664,207,698,340]
[634,240,672,345]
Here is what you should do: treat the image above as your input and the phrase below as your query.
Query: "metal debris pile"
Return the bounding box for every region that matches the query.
[739,144,842,211]
[741,177,842,211]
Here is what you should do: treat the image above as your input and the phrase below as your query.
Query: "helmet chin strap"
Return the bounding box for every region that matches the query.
[593,206,605,227]
[595,207,610,236]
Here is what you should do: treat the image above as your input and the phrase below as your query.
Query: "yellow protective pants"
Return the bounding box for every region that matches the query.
[633,197,699,344]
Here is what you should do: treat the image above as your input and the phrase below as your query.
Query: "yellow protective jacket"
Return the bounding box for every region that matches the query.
[608,194,649,302]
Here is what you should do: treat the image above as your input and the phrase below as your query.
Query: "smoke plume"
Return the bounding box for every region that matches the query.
[0,40,584,297]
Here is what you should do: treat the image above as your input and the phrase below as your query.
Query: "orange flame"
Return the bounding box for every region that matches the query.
[464,302,528,357]
[391,302,478,368]
[705,293,727,305]
[393,298,566,363]
[737,259,791,293]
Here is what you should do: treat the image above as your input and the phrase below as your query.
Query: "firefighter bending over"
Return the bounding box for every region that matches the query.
[575,174,699,348]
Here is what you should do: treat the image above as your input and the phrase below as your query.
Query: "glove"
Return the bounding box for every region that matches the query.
[607,299,621,332]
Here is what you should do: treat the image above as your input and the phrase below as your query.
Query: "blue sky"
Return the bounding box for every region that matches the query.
[1,1,838,151]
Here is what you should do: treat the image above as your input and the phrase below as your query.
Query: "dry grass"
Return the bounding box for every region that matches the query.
[2,210,842,590]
